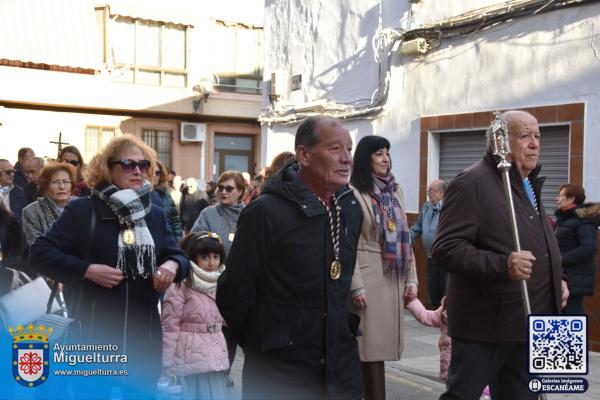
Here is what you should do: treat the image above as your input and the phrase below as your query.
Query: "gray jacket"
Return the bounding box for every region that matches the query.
[409,201,442,257]
[191,203,243,257]
[21,197,63,246]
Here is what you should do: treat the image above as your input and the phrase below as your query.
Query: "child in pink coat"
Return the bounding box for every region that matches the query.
[406,296,451,382]
[162,231,229,400]
[406,296,491,400]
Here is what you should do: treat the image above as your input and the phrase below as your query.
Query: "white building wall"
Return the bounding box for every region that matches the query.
[0,1,264,167]
[262,0,600,212]
[0,107,127,162]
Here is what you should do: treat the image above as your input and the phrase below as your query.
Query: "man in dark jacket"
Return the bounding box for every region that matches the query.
[217,116,364,399]
[433,110,569,400]
[179,177,209,233]
[0,159,27,222]
[409,179,447,308]
[13,147,34,189]
[24,156,44,204]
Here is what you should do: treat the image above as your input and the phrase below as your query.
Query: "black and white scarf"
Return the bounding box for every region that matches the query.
[93,181,155,279]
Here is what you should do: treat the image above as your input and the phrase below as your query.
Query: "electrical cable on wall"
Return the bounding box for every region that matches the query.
[259,0,598,126]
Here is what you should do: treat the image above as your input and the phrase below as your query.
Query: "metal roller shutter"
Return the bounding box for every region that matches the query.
[438,126,569,215]
[439,130,486,183]
[537,126,570,215]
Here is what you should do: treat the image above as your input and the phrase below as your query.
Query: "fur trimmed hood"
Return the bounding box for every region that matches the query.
[574,202,600,220]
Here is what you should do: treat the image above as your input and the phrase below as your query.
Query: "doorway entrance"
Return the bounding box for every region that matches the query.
[213,133,255,178]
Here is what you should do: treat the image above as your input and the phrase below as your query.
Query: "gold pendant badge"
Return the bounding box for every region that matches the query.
[387,219,397,232]
[122,228,136,245]
[330,260,342,280]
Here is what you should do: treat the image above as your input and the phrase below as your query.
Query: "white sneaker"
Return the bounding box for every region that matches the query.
[167,383,182,394]
[156,376,170,392]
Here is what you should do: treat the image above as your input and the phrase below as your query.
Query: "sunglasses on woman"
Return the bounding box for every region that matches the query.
[65,159,80,167]
[111,159,151,173]
[217,185,236,193]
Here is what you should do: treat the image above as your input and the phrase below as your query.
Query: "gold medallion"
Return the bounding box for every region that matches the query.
[387,219,397,232]
[122,228,136,245]
[228,232,235,242]
[330,260,342,280]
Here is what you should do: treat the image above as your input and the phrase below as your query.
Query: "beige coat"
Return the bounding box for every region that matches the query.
[350,186,418,362]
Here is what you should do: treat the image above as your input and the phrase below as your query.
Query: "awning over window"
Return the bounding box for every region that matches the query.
[0,0,100,71]
[206,0,264,28]
[107,0,197,27]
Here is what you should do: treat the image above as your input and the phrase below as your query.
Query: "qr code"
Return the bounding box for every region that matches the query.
[529,316,587,374]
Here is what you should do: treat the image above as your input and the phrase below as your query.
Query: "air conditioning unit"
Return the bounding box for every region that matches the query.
[270,70,287,97]
[180,123,206,142]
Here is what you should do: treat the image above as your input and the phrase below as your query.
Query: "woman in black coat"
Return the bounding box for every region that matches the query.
[30,135,189,397]
[555,183,600,314]
[151,160,183,241]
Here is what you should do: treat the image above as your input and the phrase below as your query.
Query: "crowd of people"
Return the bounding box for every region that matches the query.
[0,110,598,400]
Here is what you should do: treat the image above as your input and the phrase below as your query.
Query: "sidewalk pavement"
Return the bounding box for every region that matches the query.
[228,313,600,399]
[393,313,600,399]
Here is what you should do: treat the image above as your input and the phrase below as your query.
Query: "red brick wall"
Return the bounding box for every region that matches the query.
[416,103,599,350]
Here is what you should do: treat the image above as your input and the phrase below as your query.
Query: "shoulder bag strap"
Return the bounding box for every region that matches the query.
[46,201,96,314]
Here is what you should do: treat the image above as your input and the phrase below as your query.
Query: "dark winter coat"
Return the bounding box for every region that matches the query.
[13,162,29,189]
[555,203,600,296]
[152,187,184,240]
[0,206,27,274]
[8,185,27,223]
[73,178,92,197]
[432,152,563,342]
[29,196,189,382]
[24,181,39,205]
[217,163,364,399]
[179,189,209,232]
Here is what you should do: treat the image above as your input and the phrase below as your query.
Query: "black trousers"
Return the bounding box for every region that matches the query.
[223,326,237,370]
[427,257,447,309]
[441,339,538,400]
[563,294,585,315]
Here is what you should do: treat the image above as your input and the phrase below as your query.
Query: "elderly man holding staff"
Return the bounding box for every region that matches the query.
[432,110,568,400]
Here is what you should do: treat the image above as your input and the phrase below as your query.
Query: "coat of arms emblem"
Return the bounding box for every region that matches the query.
[9,323,52,387]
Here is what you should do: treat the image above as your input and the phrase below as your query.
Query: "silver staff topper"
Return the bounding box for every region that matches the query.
[491,112,511,166]
[490,111,533,316]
